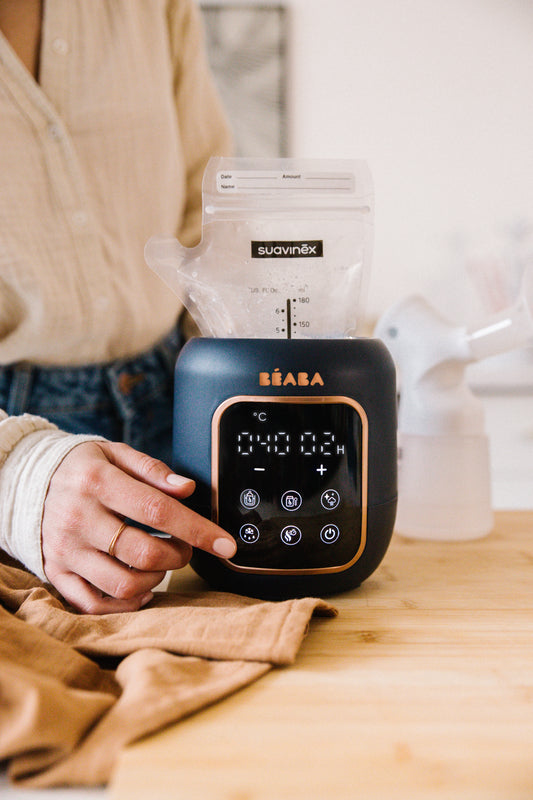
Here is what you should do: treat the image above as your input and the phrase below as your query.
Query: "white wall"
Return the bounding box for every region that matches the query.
[208,0,533,321]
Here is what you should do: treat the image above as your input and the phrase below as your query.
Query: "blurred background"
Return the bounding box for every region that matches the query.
[200,0,533,509]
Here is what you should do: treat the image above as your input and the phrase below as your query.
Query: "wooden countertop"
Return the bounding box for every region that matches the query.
[110,511,533,800]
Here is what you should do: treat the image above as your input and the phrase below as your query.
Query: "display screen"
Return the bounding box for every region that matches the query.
[214,399,365,572]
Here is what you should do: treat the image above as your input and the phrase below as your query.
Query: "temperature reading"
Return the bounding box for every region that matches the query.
[236,430,342,457]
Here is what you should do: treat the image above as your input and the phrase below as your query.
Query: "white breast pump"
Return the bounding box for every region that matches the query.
[375,265,533,540]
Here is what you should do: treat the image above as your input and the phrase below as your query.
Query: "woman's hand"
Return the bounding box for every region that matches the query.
[41,441,237,614]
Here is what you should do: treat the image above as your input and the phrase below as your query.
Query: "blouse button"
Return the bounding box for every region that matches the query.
[51,38,69,56]
[48,122,62,140]
[72,210,89,228]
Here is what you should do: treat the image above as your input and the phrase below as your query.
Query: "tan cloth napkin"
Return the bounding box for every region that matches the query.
[0,558,336,787]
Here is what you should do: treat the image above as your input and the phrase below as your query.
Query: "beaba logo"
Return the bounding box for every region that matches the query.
[259,368,324,387]
[251,240,323,258]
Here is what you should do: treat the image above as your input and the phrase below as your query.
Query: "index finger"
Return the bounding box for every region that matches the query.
[90,461,237,559]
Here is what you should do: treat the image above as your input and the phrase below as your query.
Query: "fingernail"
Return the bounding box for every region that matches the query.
[213,538,237,558]
[166,474,195,488]
[140,591,154,607]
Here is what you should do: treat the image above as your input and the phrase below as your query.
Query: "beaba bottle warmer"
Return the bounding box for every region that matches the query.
[146,158,397,598]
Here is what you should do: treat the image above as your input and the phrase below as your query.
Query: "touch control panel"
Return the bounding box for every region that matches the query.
[212,397,368,574]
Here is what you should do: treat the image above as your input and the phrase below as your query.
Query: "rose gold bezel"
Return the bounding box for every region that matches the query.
[211,395,368,575]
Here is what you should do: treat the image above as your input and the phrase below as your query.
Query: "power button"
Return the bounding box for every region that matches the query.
[320,524,340,544]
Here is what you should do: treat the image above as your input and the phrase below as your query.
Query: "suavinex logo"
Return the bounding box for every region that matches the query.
[251,240,323,258]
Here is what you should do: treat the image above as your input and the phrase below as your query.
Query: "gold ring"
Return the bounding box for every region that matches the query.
[108,520,127,558]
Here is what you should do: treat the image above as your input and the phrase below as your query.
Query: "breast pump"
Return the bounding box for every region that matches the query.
[375,264,533,540]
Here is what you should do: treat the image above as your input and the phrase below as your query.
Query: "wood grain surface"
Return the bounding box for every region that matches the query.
[110,511,533,800]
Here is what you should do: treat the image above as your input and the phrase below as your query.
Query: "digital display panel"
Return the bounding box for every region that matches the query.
[214,399,365,572]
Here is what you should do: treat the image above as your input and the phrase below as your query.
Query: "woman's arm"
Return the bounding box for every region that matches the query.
[0,412,236,613]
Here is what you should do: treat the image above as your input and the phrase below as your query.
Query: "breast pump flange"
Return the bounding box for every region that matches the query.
[375,265,533,541]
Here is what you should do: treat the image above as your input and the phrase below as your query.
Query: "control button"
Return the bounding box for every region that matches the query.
[239,524,260,544]
[280,526,302,546]
[316,464,327,475]
[320,524,340,544]
[240,489,260,510]
[281,490,302,511]
[321,489,340,510]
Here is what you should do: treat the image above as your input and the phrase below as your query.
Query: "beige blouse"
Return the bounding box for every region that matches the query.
[0,0,232,578]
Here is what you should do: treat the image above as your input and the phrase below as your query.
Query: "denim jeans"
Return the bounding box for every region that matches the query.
[0,328,181,466]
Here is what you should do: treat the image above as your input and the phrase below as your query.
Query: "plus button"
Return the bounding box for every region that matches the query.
[316,464,327,476]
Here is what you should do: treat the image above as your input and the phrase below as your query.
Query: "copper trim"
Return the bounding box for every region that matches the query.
[211,395,368,575]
